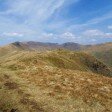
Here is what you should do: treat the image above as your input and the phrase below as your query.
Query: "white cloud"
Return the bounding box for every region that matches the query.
[87,11,112,24]
[105,33,112,38]
[0,0,80,42]
[108,25,112,29]
[38,32,79,42]
[67,11,112,31]
[1,0,65,25]
[82,29,112,38]
[0,0,81,31]
[83,29,104,37]
[41,33,56,40]
[3,32,24,37]
[61,32,77,39]
[0,0,111,45]
[91,39,97,42]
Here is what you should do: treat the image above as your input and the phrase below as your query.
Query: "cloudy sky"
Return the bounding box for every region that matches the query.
[0,0,112,45]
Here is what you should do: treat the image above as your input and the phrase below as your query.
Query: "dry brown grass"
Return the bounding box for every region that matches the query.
[4,82,18,90]
[0,50,112,112]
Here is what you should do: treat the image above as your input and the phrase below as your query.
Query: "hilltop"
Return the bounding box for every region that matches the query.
[0,50,111,76]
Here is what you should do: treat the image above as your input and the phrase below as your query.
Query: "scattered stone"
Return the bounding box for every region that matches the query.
[10,109,17,112]
[4,82,18,90]
[99,86,110,93]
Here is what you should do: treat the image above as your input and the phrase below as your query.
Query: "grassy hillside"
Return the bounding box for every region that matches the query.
[83,42,112,70]
[0,43,24,57]
[0,49,112,112]
[91,49,112,69]
[0,50,111,76]
[84,42,112,52]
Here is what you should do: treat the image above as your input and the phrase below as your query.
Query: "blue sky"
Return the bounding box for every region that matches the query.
[0,0,112,45]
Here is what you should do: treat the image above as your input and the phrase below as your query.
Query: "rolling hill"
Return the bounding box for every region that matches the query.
[0,49,111,76]
[1,41,112,70]
[0,43,112,112]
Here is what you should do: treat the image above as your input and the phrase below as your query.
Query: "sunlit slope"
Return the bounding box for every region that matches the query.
[0,50,112,112]
[0,50,111,77]
[84,42,112,52]
[0,42,27,57]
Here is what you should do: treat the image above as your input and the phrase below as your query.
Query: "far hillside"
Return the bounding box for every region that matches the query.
[0,49,111,77]
[83,42,112,69]
[92,49,112,69]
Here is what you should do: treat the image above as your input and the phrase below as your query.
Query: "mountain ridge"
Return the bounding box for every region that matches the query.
[8,41,112,51]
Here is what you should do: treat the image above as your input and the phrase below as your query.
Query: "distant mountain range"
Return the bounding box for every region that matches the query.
[9,41,112,51]
[0,41,112,69]
[1,41,112,51]
[11,41,86,51]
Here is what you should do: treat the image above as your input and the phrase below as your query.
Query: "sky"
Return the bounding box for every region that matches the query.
[0,0,112,45]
